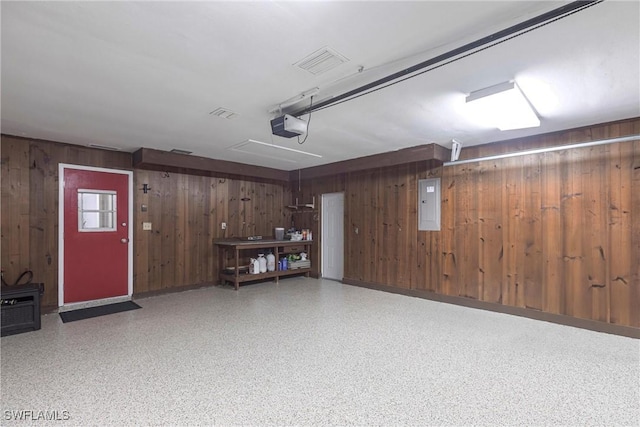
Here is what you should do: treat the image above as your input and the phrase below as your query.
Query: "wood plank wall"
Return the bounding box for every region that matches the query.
[1,136,131,308]
[293,118,640,328]
[133,170,291,294]
[2,118,638,328]
[1,135,292,308]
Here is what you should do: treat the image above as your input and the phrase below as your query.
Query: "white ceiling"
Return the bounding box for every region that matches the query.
[2,1,639,171]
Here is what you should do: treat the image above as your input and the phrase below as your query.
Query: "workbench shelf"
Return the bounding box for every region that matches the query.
[286,196,315,210]
[214,239,312,290]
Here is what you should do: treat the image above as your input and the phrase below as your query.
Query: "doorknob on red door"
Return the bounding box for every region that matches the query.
[121,238,129,243]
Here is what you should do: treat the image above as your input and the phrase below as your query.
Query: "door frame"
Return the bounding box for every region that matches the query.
[58,163,134,308]
[321,191,344,280]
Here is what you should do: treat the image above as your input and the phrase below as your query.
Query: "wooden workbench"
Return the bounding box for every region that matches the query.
[214,239,312,290]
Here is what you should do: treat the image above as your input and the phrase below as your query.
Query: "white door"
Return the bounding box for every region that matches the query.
[321,192,344,280]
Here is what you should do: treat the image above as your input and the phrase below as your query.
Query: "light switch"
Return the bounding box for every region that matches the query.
[142,222,152,231]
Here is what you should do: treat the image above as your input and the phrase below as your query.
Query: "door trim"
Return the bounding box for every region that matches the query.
[58,163,134,308]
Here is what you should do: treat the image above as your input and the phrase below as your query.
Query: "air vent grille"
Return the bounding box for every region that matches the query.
[294,47,349,75]
[209,108,238,119]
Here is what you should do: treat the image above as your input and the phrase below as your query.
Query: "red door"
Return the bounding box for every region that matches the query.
[63,168,130,304]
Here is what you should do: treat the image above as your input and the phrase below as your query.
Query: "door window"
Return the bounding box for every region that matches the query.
[78,190,117,232]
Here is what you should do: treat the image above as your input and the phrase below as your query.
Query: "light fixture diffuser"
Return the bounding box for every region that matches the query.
[466,81,540,131]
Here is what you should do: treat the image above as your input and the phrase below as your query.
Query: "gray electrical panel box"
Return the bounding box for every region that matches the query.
[418,178,441,231]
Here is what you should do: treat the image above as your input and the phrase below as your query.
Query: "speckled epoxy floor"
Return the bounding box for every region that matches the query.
[1,278,639,426]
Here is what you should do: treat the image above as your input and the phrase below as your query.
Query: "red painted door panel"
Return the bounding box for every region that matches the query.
[64,169,129,304]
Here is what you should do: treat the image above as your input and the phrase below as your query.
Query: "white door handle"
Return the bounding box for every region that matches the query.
[121,238,129,243]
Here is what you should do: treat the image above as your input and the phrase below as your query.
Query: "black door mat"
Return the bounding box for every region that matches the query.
[59,301,141,323]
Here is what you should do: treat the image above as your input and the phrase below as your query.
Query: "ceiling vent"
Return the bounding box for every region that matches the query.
[209,107,238,119]
[294,46,349,75]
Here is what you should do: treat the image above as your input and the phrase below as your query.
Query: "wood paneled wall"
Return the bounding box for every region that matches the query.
[294,118,640,328]
[1,136,131,307]
[133,170,291,293]
[2,118,638,329]
[1,135,292,308]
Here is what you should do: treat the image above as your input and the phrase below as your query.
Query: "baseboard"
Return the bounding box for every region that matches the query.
[342,278,640,339]
[132,282,218,300]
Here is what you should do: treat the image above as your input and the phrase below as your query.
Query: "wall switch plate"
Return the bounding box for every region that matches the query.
[142,222,152,231]
[221,222,227,230]
[141,204,148,212]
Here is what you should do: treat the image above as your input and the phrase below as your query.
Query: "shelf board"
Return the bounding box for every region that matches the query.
[219,268,311,283]
[286,204,315,210]
[286,196,315,210]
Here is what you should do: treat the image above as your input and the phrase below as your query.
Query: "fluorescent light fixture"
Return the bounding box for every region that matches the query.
[249,140,322,158]
[229,139,322,162]
[466,81,540,131]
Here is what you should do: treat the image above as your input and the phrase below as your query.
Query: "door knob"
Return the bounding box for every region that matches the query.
[121,238,129,243]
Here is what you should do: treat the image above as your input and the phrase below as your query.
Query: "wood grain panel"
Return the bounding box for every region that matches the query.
[504,155,523,308]
[562,147,587,318]
[478,160,502,304]
[522,153,542,311]
[454,164,477,299]
[631,139,640,328]
[397,164,412,289]
[440,167,457,296]
[0,138,30,285]
[160,171,177,289]
[584,145,609,322]
[406,163,419,290]
[609,141,634,325]
[414,168,429,291]
[29,143,59,307]
[540,151,563,314]
[133,169,150,294]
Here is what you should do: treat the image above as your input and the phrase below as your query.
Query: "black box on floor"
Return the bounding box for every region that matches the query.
[1,283,42,337]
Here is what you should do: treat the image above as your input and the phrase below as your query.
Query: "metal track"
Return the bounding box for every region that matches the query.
[290,1,602,117]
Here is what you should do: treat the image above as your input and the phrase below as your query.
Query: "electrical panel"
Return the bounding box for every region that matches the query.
[418,178,441,231]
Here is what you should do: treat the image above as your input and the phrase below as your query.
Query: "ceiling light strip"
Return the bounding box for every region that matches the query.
[443,134,640,167]
[249,140,322,158]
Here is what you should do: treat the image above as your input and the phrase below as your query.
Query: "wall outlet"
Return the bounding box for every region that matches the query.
[142,222,152,231]
[221,222,227,230]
